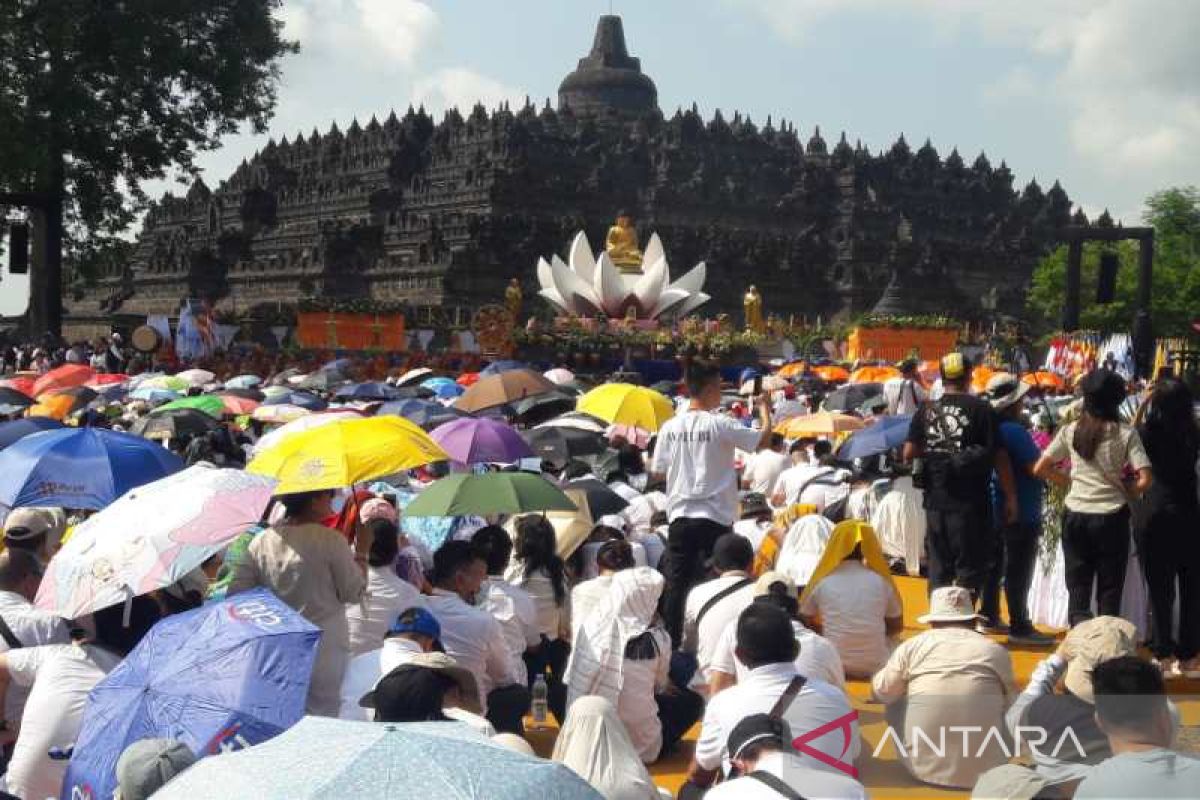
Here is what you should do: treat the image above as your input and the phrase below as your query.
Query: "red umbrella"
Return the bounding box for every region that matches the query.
[457,372,481,387]
[32,364,94,397]
[85,373,129,388]
[217,394,260,415]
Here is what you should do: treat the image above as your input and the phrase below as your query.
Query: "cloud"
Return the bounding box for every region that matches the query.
[412,68,526,114]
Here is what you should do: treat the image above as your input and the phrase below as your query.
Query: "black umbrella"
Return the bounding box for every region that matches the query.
[823,382,883,412]
[564,477,629,518]
[219,387,266,402]
[512,392,577,426]
[376,399,470,430]
[129,408,219,440]
[0,387,34,412]
[522,425,607,466]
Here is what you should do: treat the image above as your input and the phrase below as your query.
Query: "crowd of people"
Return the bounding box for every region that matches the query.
[0,336,1196,799]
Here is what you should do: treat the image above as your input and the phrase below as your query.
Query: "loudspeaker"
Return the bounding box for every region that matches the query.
[1096,250,1118,304]
[7,223,28,274]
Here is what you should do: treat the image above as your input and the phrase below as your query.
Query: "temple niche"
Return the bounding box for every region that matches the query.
[73,14,1073,324]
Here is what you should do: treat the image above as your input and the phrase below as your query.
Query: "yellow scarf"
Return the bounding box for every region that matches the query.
[799,520,898,603]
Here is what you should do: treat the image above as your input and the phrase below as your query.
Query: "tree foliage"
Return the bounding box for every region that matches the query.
[1027,186,1200,336]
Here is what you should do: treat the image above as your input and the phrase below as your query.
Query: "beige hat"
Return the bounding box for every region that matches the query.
[754,570,797,598]
[970,763,1050,800]
[918,586,981,624]
[359,651,482,715]
[985,373,1031,411]
[1062,616,1138,703]
[3,507,66,542]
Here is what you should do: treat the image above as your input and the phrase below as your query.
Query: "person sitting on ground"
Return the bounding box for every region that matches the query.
[552,695,663,800]
[0,596,161,800]
[3,506,67,565]
[566,566,703,763]
[1005,615,1160,790]
[571,539,637,642]
[113,738,197,800]
[426,541,528,735]
[685,603,860,795]
[359,652,482,725]
[872,586,1016,789]
[345,514,425,657]
[682,533,758,688]
[708,571,844,695]
[799,520,903,679]
[732,493,774,555]
[742,433,790,497]
[704,713,867,799]
[472,525,540,695]
[772,511,834,589]
[0,549,70,732]
[1074,656,1200,798]
[773,440,852,517]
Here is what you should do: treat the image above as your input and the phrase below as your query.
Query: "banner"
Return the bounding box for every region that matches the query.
[846,327,958,362]
[296,312,406,351]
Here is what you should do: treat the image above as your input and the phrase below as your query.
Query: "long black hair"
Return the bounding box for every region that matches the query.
[1140,377,1199,459]
[1074,370,1125,461]
[514,515,567,606]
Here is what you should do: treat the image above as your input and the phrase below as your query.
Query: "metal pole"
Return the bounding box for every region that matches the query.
[1133,234,1155,378]
[1063,238,1082,332]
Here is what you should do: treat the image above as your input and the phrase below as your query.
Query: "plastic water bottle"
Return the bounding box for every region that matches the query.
[531,674,549,727]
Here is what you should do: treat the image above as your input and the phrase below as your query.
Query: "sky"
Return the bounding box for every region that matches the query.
[3,0,1198,316]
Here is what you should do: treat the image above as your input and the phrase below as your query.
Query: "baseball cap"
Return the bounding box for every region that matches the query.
[359,497,398,524]
[3,507,66,542]
[1061,615,1138,703]
[387,607,441,641]
[114,738,196,800]
[940,352,971,381]
[726,713,792,761]
[753,570,797,599]
[359,652,481,715]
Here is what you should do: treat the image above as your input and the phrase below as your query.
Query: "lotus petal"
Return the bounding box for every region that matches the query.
[569,231,597,285]
[670,261,707,294]
[536,257,555,292]
[593,252,629,317]
[672,291,712,318]
[551,255,603,316]
[633,256,669,314]
[537,288,572,314]
[649,288,691,318]
[641,233,666,278]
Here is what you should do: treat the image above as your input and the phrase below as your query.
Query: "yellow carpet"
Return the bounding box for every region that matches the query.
[527,575,1200,798]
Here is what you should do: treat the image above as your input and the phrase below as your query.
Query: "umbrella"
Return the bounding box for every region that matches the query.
[129,409,220,440]
[0,376,36,397]
[405,473,578,517]
[151,716,601,800]
[776,412,867,438]
[333,382,400,402]
[777,361,807,379]
[521,425,607,465]
[455,369,557,413]
[823,382,882,413]
[563,476,629,517]
[376,398,469,430]
[511,392,577,426]
[811,365,850,383]
[849,365,901,384]
[31,364,94,397]
[84,373,129,388]
[225,374,263,389]
[253,410,363,453]
[177,368,216,387]
[30,389,97,420]
[971,365,998,395]
[323,357,353,373]
[36,465,276,618]
[261,390,327,411]
[739,375,788,395]
[576,383,674,432]
[62,588,319,800]
[774,400,808,423]
[140,374,190,392]
[251,404,312,425]
[543,368,575,385]
[534,411,609,434]
[217,394,261,415]
[456,372,481,387]
[1023,371,1065,391]
[430,418,533,465]
[606,423,653,449]
[0,387,33,416]
[837,415,913,460]
[220,386,266,402]
[0,428,183,509]
[155,395,226,418]
[248,417,449,494]
[395,367,434,386]
[129,385,181,405]
[423,379,465,400]
[0,417,64,450]
[481,359,527,375]
[297,370,345,392]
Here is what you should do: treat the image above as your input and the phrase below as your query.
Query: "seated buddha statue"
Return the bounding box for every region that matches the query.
[605,212,643,274]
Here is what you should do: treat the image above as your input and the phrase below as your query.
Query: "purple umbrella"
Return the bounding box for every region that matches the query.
[430,417,534,465]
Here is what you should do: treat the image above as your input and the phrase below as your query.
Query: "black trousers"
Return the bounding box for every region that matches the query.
[925,508,995,598]
[661,517,731,647]
[523,636,570,723]
[1062,508,1130,626]
[1137,502,1200,659]
[657,687,705,756]
[486,684,532,736]
[980,522,1041,631]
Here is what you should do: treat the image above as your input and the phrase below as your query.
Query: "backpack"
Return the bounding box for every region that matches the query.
[919,400,992,485]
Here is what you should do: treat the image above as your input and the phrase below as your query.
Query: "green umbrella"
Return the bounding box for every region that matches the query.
[153,395,225,419]
[404,472,578,517]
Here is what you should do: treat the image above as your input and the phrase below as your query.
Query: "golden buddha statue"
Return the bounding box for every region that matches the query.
[504,277,523,321]
[744,285,765,334]
[605,211,643,274]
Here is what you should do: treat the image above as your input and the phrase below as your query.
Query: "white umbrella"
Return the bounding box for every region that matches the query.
[534,411,608,434]
[543,368,576,385]
[35,465,276,619]
[396,367,433,386]
[254,410,362,453]
[177,368,216,387]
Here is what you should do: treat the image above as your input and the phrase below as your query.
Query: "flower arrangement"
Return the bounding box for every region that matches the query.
[855,313,959,330]
[298,298,410,314]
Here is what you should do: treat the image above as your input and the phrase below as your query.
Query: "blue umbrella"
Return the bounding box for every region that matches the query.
[421,377,464,399]
[481,359,527,375]
[837,414,913,460]
[260,390,327,411]
[322,357,352,373]
[129,385,181,404]
[0,428,183,509]
[150,716,602,799]
[0,417,64,450]
[332,382,400,401]
[62,588,320,800]
[376,398,469,430]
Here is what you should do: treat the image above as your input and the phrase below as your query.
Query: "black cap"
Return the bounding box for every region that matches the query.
[708,532,754,572]
[727,713,792,760]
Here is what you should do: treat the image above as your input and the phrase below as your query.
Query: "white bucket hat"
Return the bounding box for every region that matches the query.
[918,586,982,624]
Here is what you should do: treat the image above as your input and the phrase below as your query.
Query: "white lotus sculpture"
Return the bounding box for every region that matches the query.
[536,231,710,321]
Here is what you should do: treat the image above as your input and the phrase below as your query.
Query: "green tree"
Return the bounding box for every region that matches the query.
[0,0,296,334]
[1027,186,1200,336]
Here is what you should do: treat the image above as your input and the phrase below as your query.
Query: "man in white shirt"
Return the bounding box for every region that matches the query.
[472,526,539,687]
[682,534,757,687]
[883,359,928,416]
[685,604,861,795]
[772,441,852,513]
[339,606,440,721]
[425,541,529,734]
[345,518,425,656]
[742,433,790,496]
[651,363,771,646]
[706,714,867,799]
[0,550,70,727]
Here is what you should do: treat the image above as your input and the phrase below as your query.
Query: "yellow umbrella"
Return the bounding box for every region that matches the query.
[576,383,674,432]
[775,412,866,438]
[248,416,449,494]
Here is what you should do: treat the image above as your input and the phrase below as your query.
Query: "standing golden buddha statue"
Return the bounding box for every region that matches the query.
[744,284,765,334]
[504,278,523,321]
[605,211,644,274]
